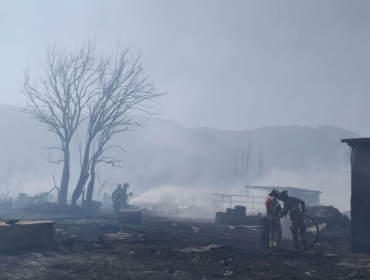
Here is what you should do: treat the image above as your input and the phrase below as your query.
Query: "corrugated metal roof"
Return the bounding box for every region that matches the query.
[341,137,370,142]
[244,185,322,194]
[341,138,370,148]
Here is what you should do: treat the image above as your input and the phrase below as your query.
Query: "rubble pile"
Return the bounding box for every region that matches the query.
[306,205,350,231]
[0,209,369,279]
[0,212,368,280]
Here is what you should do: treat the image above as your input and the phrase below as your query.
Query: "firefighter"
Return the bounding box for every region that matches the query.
[278,190,307,250]
[121,183,133,209]
[265,189,282,249]
[112,183,123,214]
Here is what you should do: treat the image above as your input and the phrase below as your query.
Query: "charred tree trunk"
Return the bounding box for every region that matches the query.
[71,173,89,207]
[85,161,96,213]
[58,146,70,204]
[71,140,92,206]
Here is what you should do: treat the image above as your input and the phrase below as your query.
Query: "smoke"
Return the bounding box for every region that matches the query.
[252,166,350,211]
[130,185,226,219]
[130,186,182,206]
[128,162,351,221]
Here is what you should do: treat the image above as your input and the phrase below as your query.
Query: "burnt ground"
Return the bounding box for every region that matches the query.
[0,211,369,280]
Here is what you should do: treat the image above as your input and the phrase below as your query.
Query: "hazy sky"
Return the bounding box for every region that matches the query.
[0,0,370,135]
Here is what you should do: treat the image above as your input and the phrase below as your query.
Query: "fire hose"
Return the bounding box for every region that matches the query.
[279,214,319,252]
[260,214,319,259]
[301,214,319,251]
[262,214,319,254]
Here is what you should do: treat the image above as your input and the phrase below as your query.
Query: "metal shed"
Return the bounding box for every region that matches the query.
[341,137,370,253]
[244,185,321,206]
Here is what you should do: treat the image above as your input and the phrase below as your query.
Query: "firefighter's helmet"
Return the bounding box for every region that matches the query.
[269,189,280,198]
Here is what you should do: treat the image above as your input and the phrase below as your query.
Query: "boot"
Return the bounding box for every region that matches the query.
[302,238,307,250]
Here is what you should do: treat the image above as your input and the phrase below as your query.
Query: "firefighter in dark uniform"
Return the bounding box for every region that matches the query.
[278,190,307,250]
[121,183,133,209]
[112,183,123,214]
[265,189,282,249]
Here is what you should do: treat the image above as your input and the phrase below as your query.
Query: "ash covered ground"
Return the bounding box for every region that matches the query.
[0,207,369,280]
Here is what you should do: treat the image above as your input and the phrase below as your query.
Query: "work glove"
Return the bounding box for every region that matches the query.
[279,213,287,219]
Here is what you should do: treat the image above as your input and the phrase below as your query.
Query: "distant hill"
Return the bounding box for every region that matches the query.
[0,104,358,210]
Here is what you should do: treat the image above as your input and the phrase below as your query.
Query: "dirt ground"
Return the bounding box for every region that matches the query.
[0,210,369,280]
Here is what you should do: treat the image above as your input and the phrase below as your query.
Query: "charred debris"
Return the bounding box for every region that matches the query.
[0,181,367,280]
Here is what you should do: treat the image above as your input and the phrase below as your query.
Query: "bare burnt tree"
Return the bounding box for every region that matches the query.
[71,48,163,207]
[22,40,100,204]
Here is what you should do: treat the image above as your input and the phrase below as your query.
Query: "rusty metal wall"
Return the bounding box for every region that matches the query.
[350,148,370,253]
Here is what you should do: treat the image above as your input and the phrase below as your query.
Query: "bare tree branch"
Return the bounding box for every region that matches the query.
[46,150,64,165]
[52,172,60,193]
[22,39,100,204]
[71,45,165,206]
[96,169,113,198]
[43,146,64,152]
